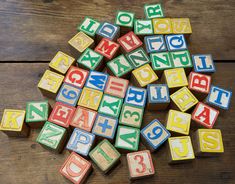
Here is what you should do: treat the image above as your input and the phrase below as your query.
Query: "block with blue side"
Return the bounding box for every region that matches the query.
[144,35,167,53]
[192,54,216,74]
[165,34,187,51]
[97,22,120,41]
[124,86,147,107]
[85,70,109,91]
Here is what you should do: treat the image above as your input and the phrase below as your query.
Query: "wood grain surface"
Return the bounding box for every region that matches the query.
[0,63,234,184]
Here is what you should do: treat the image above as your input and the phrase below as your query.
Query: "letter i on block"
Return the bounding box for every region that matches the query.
[125,86,147,107]
[78,17,100,37]
[171,18,192,35]
[85,71,109,91]
[96,22,120,41]
[192,129,224,156]
[141,119,170,152]
[89,139,121,173]
[144,4,164,19]
[192,54,216,74]
[115,11,135,34]
[0,109,29,137]
[168,136,195,164]
[60,152,92,184]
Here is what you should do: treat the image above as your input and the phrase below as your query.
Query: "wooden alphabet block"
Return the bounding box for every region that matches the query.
[26,101,50,128]
[170,50,193,71]
[36,121,67,152]
[60,152,92,184]
[119,103,144,128]
[141,119,170,152]
[127,150,155,180]
[126,47,150,68]
[171,18,192,34]
[206,86,232,110]
[78,17,100,37]
[192,54,216,74]
[92,114,118,141]
[89,139,121,173]
[170,87,198,112]
[56,83,81,106]
[38,70,64,99]
[98,94,123,118]
[70,106,97,132]
[152,18,172,34]
[49,51,75,74]
[66,128,95,156]
[165,34,187,51]
[124,86,147,107]
[144,4,164,19]
[104,76,129,98]
[166,110,191,135]
[85,71,109,91]
[144,35,167,54]
[115,11,135,34]
[0,109,29,137]
[192,129,224,156]
[134,20,153,36]
[97,22,120,41]
[77,87,103,110]
[168,136,195,164]
[64,66,89,88]
[147,84,170,110]
[192,102,219,129]
[48,102,76,128]
[115,125,140,151]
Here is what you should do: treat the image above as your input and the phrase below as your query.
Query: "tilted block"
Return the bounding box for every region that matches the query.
[126,47,150,68]
[192,102,219,129]
[168,136,195,164]
[166,110,191,135]
[66,128,95,157]
[104,76,129,98]
[115,11,135,28]
[192,54,216,74]
[125,86,147,107]
[144,4,164,19]
[92,114,118,141]
[36,121,67,152]
[134,19,153,35]
[119,103,144,128]
[165,34,187,51]
[144,35,167,53]
[152,18,172,34]
[147,84,170,110]
[49,51,75,74]
[141,119,170,152]
[85,71,109,91]
[89,139,121,173]
[171,18,192,34]
[78,16,100,37]
[115,125,140,151]
[77,87,103,110]
[170,50,193,70]
[151,52,173,75]
[170,87,198,112]
[48,102,76,128]
[70,106,97,132]
[127,150,155,180]
[97,22,120,41]
[38,70,64,99]
[60,152,92,184]
[0,109,29,137]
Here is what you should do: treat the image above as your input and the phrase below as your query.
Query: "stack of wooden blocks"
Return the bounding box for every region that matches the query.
[0,3,233,184]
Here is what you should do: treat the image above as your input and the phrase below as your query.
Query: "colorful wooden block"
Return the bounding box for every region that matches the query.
[206,86,232,110]
[192,129,224,156]
[97,22,120,41]
[144,4,164,19]
[77,87,103,110]
[192,54,216,74]
[48,102,76,128]
[171,18,192,34]
[141,119,170,151]
[132,64,158,87]
[115,11,135,28]
[151,52,173,75]
[125,86,147,107]
[78,17,100,37]
[36,121,67,152]
[144,35,167,53]
[66,128,95,156]
[127,150,155,180]
[64,66,89,88]
[126,47,150,68]
[168,136,195,163]
[107,54,133,78]
[170,50,193,70]
[152,18,172,34]
[85,71,109,91]
[56,83,81,106]
[117,31,143,53]
[70,106,97,132]
[115,125,140,151]
[49,51,75,74]
[147,84,170,110]
[134,20,153,35]
[0,109,29,137]
[165,34,187,51]
[119,103,144,128]
[98,94,123,118]
[192,102,219,129]
[38,70,64,98]
[77,48,103,71]
[89,139,121,173]
[166,110,191,135]
[170,87,198,112]
[95,38,120,60]
[60,152,92,184]
[92,114,118,140]
[104,76,129,98]
[26,101,50,128]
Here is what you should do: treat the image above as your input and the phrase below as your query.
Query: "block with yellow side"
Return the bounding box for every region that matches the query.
[152,18,172,34]
[0,109,29,137]
[171,18,192,35]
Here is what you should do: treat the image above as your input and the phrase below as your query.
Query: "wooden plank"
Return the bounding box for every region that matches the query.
[0,0,234,61]
[0,63,235,184]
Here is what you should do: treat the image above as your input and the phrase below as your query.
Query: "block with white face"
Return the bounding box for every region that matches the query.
[165,34,187,51]
[97,22,120,40]
[134,20,153,35]
[116,11,135,27]
[85,71,109,91]
[144,4,164,19]
[192,54,216,73]
[144,35,167,53]
[147,84,170,103]
[125,86,147,107]
[78,17,100,37]
[126,48,150,69]
[188,72,211,94]
[26,101,49,123]
[170,50,192,68]
[151,52,173,71]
